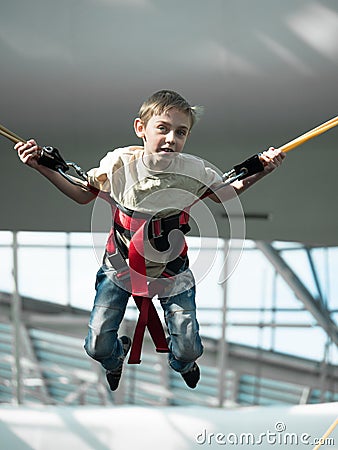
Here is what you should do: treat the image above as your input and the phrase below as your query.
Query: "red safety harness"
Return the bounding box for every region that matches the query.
[97,190,196,364]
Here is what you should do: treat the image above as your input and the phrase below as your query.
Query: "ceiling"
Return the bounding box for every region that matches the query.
[1,0,338,245]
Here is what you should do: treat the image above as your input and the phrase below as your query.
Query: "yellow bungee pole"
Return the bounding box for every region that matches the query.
[312,417,337,450]
[0,123,26,144]
[278,116,338,153]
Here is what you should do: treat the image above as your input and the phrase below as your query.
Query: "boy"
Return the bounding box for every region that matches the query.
[15,90,285,390]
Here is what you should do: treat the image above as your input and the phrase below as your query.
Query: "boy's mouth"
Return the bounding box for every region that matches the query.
[160,147,174,153]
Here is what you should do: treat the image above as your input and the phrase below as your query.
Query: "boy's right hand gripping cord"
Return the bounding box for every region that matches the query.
[0,123,89,189]
[222,154,264,184]
[38,146,89,188]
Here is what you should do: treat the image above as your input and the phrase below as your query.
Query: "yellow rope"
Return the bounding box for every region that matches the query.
[0,123,26,144]
[313,417,337,450]
[278,116,338,153]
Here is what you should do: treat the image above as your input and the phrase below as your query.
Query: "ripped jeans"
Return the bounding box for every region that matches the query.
[84,264,203,374]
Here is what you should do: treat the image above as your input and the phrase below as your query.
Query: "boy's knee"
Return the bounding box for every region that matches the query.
[84,338,101,361]
[84,332,117,361]
[170,334,203,362]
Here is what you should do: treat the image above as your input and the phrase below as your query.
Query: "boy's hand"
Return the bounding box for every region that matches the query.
[14,139,41,170]
[259,147,285,174]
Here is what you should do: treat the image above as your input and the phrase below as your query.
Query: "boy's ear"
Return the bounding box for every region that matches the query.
[134,118,145,138]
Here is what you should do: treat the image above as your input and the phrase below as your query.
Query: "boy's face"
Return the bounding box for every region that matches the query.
[134,108,190,164]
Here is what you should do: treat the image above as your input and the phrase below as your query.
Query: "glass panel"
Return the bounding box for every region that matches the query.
[69,247,98,309]
[227,326,260,347]
[275,276,302,308]
[227,249,275,308]
[272,241,303,250]
[274,310,315,325]
[18,247,67,304]
[69,232,95,246]
[273,328,326,360]
[0,247,13,293]
[17,231,67,246]
[0,231,13,245]
[327,247,338,309]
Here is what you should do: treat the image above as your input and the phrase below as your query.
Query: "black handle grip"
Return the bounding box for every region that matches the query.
[38,146,69,172]
[233,154,264,180]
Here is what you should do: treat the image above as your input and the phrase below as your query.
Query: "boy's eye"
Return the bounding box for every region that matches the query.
[158,125,166,132]
[177,129,187,136]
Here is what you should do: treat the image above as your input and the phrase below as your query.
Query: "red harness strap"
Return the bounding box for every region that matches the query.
[129,296,169,363]
[127,214,168,363]
[110,203,190,364]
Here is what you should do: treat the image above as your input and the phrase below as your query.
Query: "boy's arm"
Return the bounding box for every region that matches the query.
[209,147,285,203]
[14,139,97,204]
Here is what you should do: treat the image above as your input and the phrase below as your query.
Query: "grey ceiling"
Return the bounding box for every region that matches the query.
[1,0,338,245]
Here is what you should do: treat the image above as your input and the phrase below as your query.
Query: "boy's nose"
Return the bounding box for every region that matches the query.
[166,131,175,144]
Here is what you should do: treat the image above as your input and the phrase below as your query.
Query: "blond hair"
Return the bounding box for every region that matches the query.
[138,90,203,129]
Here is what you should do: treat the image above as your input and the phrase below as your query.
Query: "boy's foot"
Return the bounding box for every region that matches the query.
[181,362,200,389]
[106,336,131,391]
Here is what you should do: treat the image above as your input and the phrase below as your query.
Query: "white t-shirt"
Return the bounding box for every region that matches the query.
[87,146,223,217]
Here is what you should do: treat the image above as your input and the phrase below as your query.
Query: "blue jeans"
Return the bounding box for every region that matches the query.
[84,265,203,373]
